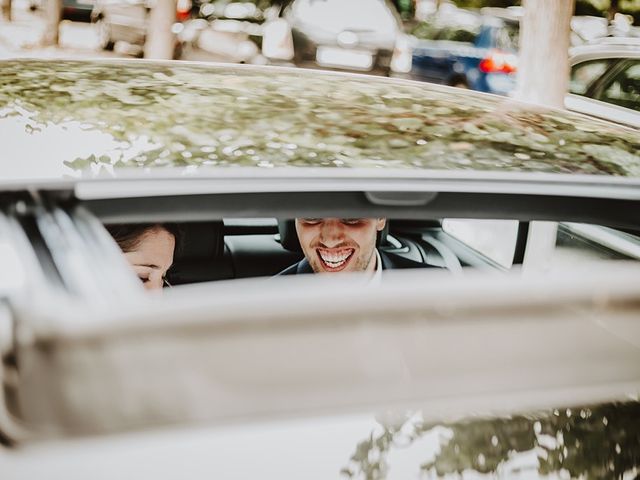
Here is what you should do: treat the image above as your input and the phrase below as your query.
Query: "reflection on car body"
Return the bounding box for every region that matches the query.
[0,59,640,478]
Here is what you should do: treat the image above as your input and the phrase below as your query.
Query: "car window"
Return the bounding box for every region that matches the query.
[569,59,612,95]
[552,222,640,267]
[99,216,640,290]
[442,219,519,269]
[442,220,640,271]
[597,60,640,111]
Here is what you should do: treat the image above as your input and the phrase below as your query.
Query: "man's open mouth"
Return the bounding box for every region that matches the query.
[316,248,355,272]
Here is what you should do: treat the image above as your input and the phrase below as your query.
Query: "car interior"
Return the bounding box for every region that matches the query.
[108,218,640,288]
[148,218,460,286]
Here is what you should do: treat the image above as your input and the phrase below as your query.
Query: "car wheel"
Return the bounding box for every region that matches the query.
[97,18,115,51]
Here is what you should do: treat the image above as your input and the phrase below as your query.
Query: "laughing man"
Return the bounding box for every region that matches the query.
[277,218,428,277]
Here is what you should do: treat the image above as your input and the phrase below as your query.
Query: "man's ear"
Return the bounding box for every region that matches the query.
[376,218,387,231]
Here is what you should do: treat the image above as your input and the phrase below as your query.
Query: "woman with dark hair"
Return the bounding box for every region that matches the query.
[106,223,180,291]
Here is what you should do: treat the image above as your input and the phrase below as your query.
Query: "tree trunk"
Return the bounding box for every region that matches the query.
[41,0,62,46]
[514,0,574,108]
[1,0,12,22]
[607,0,619,23]
[144,0,177,59]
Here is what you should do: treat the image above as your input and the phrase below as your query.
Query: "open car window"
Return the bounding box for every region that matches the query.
[96,216,640,291]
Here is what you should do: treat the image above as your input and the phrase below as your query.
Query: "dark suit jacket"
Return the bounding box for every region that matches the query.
[276,250,439,275]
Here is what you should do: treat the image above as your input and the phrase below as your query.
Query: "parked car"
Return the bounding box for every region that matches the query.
[91,0,192,56]
[566,39,640,128]
[179,2,264,64]
[1,59,640,478]
[275,0,403,75]
[408,7,519,94]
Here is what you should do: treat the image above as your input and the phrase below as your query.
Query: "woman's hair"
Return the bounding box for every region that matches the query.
[105,223,182,254]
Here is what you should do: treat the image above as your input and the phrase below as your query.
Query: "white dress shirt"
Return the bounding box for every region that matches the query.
[370,248,383,285]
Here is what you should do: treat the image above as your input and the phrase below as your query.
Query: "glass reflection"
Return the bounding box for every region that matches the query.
[342,400,640,479]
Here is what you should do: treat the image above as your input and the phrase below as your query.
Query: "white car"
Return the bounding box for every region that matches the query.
[1,59,640,479]
[566,40,640,128]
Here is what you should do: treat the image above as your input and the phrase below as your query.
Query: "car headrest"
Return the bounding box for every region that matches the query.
[277,219,389,252]
[277,219,301,252]
[174,221,225,261]
[169,221,229,284]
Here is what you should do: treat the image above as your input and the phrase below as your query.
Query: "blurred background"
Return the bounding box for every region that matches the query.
[0,0,638,102]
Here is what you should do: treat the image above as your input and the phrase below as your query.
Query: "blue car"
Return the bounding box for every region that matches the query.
[409,10,519,95]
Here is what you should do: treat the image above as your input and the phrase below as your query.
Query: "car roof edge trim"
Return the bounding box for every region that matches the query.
[71,171,640,201]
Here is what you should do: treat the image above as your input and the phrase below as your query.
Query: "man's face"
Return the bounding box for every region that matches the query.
[295,218,386,274]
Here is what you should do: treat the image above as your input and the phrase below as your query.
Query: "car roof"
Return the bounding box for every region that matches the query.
[1,59,638,187]
[570,40,640,63]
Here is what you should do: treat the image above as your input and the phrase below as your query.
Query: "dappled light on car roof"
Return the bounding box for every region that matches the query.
[0,60,638,181]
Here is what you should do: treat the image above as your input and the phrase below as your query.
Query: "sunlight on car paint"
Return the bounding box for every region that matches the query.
[0,114,161,180]
[0,240,26,292]
[0,412,381,479]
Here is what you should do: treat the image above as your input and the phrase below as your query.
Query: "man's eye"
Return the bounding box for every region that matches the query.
[301,218,321,225]
[341,218,363,225]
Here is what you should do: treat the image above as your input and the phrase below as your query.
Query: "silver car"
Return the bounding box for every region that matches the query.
[566,39,640,128]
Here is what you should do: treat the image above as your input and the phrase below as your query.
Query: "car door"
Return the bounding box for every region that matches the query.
[2,256,640,473]
[1,177,640,477]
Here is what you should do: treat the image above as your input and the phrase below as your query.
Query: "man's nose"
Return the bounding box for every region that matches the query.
[319,219,345,247]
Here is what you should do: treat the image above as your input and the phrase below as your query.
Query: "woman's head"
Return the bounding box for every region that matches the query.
[106,224,180,290]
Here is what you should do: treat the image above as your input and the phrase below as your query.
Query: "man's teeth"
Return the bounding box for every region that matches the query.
[319,251,352,266]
